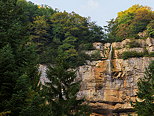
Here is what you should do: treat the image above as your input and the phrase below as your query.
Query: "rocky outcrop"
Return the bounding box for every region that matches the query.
[39,38,154,116]
[78,57,154,116]
[112,38,154,59]
[146,37,154,52]
[39,64,50,85]
[77,38,154,116]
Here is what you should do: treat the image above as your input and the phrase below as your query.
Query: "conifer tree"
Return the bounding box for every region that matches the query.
[133,61,154,116]
[43,57,90,116]
[0,0,39,115]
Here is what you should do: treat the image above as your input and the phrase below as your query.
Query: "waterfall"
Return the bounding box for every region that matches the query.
[107,44,113,115]
[107,44,112,81]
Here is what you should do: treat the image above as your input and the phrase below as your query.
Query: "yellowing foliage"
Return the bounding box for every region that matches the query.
[0,111,11,116]
[117,5,152,23]
[114,4,154,39]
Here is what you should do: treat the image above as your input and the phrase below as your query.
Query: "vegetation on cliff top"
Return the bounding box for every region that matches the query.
[105,4,154,42]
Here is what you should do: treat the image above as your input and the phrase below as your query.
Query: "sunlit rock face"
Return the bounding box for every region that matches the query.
[39,38,154,116]
[113,38,154,59]
[77,58,154,115]
[93,42,103,50]
[77,38,154,116]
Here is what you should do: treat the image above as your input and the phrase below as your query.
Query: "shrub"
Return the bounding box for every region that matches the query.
[147,52,154,57]
[79,43,94,50]
[90,50,102,61]
[126,41,140,48]
[121,51,144,59]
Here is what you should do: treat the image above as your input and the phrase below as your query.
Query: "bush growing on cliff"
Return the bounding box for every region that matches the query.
[148,52,154,57]
[90,50,102,61]
[147,20,154,38]
[121,51,144,59]
[126,41,141,48]
[133,61,154,116]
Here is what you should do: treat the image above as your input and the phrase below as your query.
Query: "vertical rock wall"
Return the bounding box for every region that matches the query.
[77,38,154,116]
[39,38,154,116]
[78,57,154,116]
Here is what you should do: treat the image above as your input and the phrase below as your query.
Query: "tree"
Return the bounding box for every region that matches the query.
[49,11,104,67]
[30,16,51,54]
[42,57,90,116]
[17,0,55,22]
[106,5,154,41]
[133,61,154,116]
[17,0,56,64]
[0,0,39,115]
[19,88,49,116]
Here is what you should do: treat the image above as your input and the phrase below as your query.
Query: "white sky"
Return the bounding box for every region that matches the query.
[28,0,154,26]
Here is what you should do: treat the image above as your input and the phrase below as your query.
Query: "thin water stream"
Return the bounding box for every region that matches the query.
[106,44,112,82]
[106,44,113,116]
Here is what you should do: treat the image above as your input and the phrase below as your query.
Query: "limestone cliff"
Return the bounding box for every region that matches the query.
[77,38,154,116]
[39,38,154,116]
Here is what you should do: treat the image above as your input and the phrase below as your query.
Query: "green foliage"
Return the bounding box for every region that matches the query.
[73,52,91,66]
[17,0,56,64]
[45,11,104,67]
[19,94,49,116]
[30,15,51,53]
[121,47,154,60]
[121,51,144,59]
[79,43,94,50]
[0,0,39,115]
[148,52,154,57]
[43,57,90,116]
[147,20,154,38]
[25,7,104,66]
[9,75,33,115]
[126,40,141,48]
[90,50,102,61]
[133,61,154,116]
[0,45,16,112]
[17,0,55,22]
[104,19,119,42]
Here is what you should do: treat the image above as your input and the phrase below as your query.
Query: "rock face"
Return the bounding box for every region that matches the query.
[113,38,154,59]
[39,38,154,116]
[77,38,154,116]
[78,57,154,115]
[39,64,50,85]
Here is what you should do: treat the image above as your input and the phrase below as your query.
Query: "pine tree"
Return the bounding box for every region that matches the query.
[43,57,90,116]
[19,88,49,116]
[0,0,39,115]
[0,44,15,115]
[133,61,154,116]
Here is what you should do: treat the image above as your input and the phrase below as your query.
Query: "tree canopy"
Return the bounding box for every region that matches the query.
[105,5,154,42]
